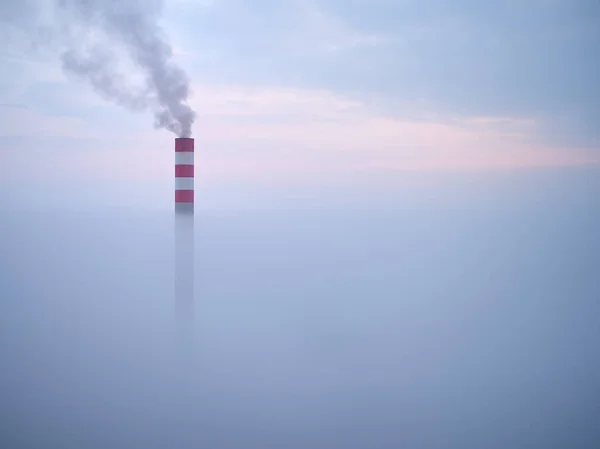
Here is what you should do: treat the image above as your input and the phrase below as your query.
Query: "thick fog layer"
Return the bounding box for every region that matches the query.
[1,174,600,448]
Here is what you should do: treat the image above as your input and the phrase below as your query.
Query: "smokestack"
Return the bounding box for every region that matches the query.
[174,137,194,345]
[175,137,194,213]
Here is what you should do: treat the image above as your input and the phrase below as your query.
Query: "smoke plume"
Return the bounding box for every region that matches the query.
[56,0,195,137]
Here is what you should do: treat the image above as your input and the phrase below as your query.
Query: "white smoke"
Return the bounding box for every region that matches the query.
[55,0,195,137]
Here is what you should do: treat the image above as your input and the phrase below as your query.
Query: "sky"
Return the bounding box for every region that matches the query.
[1,0,599,208]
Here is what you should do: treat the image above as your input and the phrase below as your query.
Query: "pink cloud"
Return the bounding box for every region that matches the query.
[3,85,599,185]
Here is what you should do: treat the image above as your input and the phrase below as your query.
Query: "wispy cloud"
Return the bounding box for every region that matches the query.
[284,0,388,54]
[165,0,599,146]
[186,84,600,178]
[1,0,598,187]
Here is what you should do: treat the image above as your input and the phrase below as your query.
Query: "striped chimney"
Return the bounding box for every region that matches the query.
[175,137,194,213]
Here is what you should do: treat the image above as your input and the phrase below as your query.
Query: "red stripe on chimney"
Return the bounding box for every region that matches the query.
[175,190,194,203]
[175,164,194,177]
[175,138,194,152]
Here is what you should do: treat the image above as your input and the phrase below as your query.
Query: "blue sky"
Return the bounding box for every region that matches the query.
[1,0,599,196]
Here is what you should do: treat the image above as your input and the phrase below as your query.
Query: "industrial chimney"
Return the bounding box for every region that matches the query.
[174,137,194,343]
[175,137,194,213]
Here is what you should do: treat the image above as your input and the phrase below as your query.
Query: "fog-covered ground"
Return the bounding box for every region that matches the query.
[1,169,600,448]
